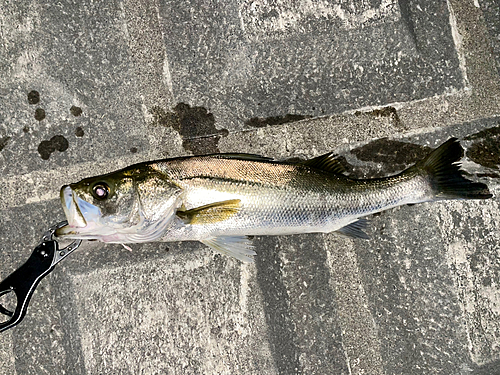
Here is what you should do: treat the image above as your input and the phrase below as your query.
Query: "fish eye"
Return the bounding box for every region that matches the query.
[92,182,110,200]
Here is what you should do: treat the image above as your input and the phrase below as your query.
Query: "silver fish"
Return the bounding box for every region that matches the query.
[56,138,492,262]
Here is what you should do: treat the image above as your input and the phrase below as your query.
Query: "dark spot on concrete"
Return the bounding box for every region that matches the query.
[465,126,500,170]
[0,136,11,151]
[52,135,69,152]
[130,147,138,153]
[23,126,29,133]
[37,135,69,160]
[150,103,228,154]
[70,106,82,117]
[38,141,54,160]
[34,108,45,121]
[354,106,402,127]
[27,90,39,105]
[75,127,84,137]
[350,138,432,177]
[245,114,311,128]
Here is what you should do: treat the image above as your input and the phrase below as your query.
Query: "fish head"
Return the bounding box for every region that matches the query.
[56,165,182,243]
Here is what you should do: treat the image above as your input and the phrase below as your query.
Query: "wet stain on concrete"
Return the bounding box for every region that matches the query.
[464,125,500,141]
[70,106,83,117]
[75,127,84,137]
[354,106,402,127]
[0,136,11,151]
[38,135,69,160]
[245,114,311,128]
[477,172,500,178]
[27,90,40,105]
[350,138,432,177]
[464,126,500,171]
[34,108,46,121]
[150,103,228,154]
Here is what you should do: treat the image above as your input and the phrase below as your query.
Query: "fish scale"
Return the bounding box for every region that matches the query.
[156,157,435,240]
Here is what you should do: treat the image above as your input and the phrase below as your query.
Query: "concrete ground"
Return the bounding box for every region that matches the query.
[0,0,499,373]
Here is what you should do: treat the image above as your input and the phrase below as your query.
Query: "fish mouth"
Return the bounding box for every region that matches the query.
[55,185,102,237]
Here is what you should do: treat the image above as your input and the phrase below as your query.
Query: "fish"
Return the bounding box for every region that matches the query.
[55,138,492,262]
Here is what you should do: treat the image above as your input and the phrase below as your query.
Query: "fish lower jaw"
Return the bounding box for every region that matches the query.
[54,220,154,243]
[54,226,76,237]
[55,222,111,239]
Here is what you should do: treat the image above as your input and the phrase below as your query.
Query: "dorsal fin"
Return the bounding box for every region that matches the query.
[213,153,274,162]
[301,152,346,174]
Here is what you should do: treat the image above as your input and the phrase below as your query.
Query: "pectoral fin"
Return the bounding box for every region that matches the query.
[177,199,241,225]
[202,236,256,263]
[336,219,370,239]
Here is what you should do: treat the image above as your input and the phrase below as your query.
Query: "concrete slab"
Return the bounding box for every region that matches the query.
[159,0,463,130]
[1,0,500,374]
[70,252,276,374]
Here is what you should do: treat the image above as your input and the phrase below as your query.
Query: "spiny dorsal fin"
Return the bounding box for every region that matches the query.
[336,218,370,239]
[302,152,346,174]
[202,236,256,263]
[176,199,241,224]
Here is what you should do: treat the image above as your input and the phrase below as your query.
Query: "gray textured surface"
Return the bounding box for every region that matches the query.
[1,0,500,374]
[160,0,463,128]
[480,0,500,75]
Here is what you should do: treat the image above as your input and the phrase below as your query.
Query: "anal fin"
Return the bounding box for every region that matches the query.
[201,236,256,263]
[336,219,370,239]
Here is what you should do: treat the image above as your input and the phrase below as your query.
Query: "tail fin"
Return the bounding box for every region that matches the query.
[417,138,492,200]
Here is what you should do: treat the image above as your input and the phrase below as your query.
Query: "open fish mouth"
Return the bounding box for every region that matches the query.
[55,185,102,237]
